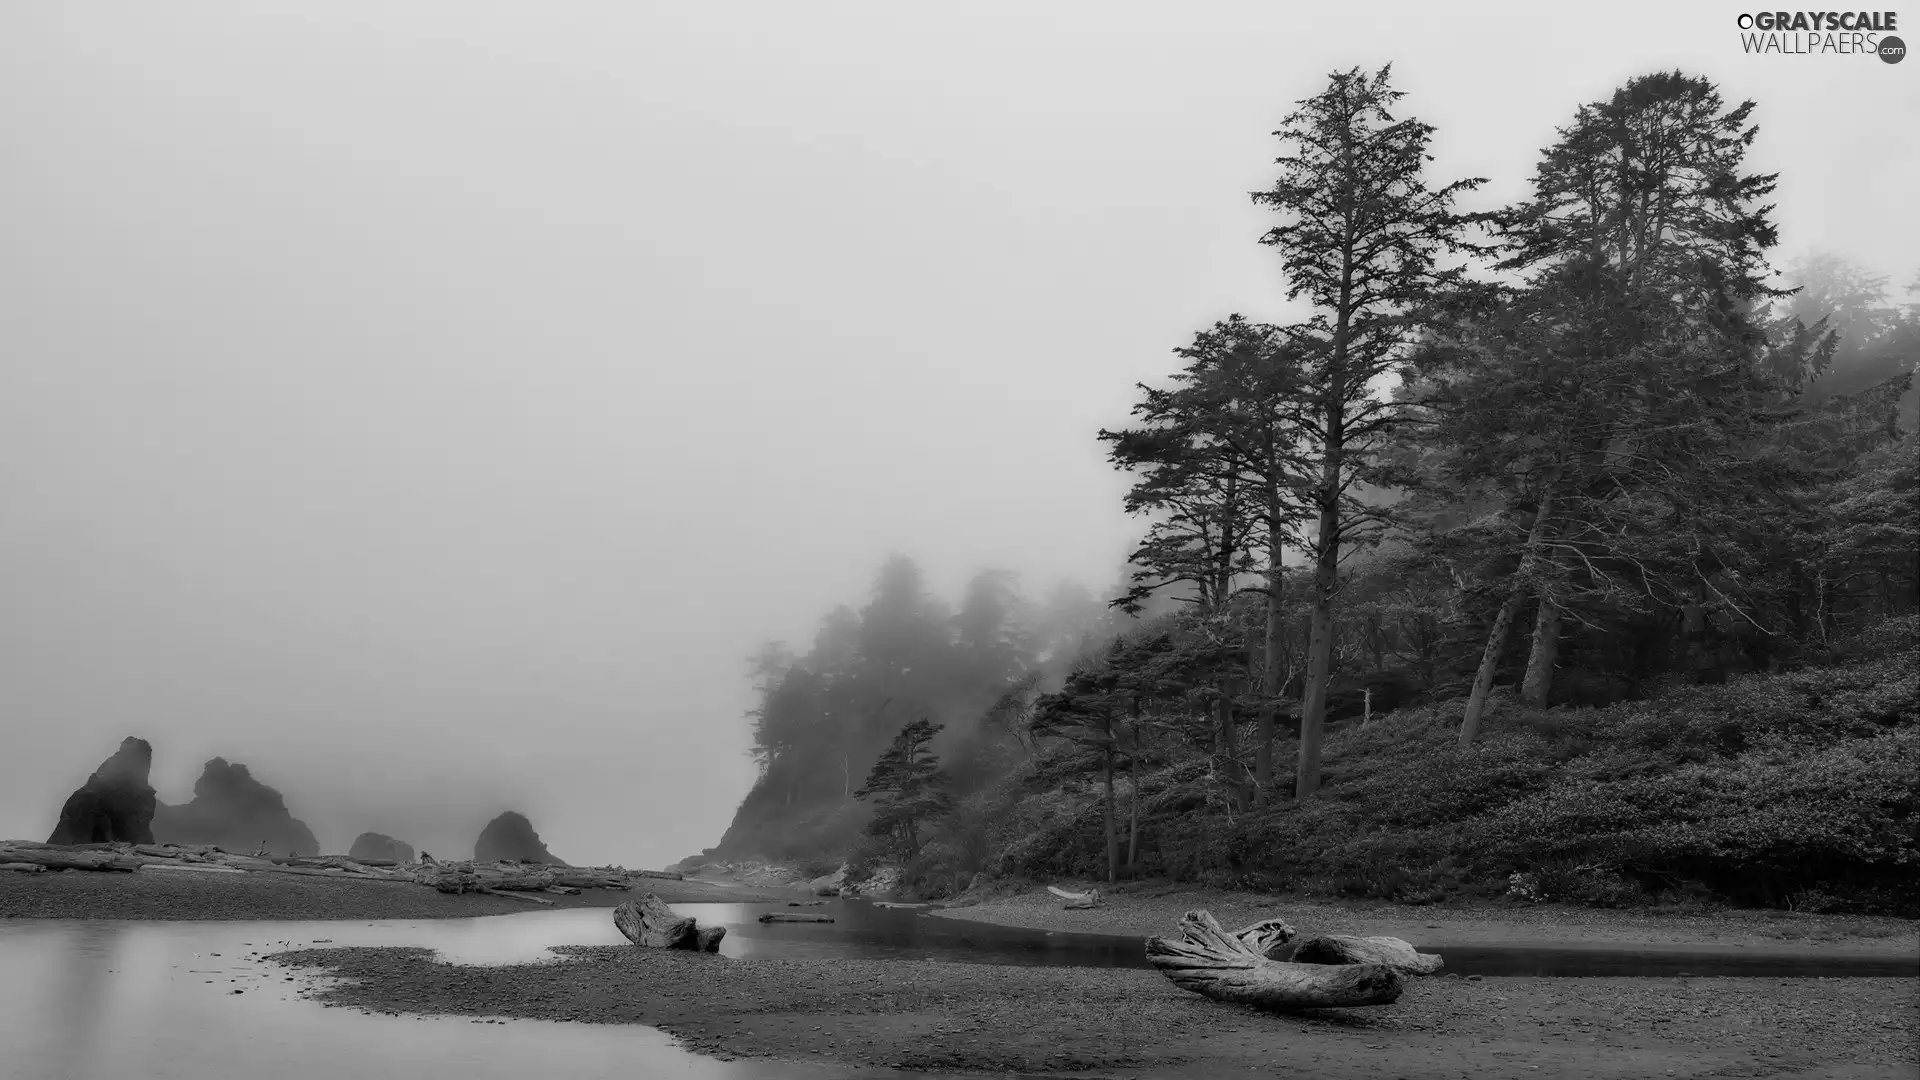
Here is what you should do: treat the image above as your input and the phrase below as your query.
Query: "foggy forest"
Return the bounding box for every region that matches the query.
[706,68,1919,917]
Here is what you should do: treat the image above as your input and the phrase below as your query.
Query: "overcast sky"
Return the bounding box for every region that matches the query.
[2,2,1913,867]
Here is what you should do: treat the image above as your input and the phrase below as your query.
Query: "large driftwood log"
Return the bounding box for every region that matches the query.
[0,862,47,873]
[757,912,834,923]
[1047,885,1102,909]
[614,893,724,951]
[0,846,140,872]
[1291,934,1444,976]
[1146,910,1403,1010]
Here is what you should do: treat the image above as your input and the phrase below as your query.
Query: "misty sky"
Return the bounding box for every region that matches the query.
[3,2,1914,868]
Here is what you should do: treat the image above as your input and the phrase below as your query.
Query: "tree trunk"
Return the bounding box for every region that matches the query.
[1519,595,1560,710]
[1146,910,1403,1009]
[1460,488,1558,747]
[1459,588,1526,747]
[1257,508,1285,805]
[1102,712,1118,885]
[1296,483,1339,800]
[1127,698,1141,873]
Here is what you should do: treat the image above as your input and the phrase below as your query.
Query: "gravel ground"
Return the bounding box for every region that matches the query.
[270,942,1920,1078]
[0,868,782,920]
[933,882,1920,958]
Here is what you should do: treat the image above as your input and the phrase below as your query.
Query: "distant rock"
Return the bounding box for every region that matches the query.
[473,811,564,865]
[47,737,158,845]
[347,832,415,864]
[152,758,319,856]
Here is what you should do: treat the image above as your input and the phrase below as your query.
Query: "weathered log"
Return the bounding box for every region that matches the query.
[631,869,684,881]
[0,862,47,873]
[787,900,827,907]
[1231,917,1299,960]
[483,888,555,905]
[0,847,140,873]
[1145,910,1403,1010]
[545,885,582,895]
[613,894,724,951]
[757,912,834,923]
[1291,934,1444,976]
[136,862,244,874]
[1047,885,1101,909]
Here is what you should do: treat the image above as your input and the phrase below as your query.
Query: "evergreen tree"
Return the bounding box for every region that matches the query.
[853,718,952,855]
[1251,65,1485,795]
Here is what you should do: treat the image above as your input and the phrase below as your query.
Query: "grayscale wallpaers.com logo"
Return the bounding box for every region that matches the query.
[1736,10,1905,60]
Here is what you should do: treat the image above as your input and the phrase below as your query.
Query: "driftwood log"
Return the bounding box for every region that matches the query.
[614,893,725,951]
[1146,910,1403,1010]
[1047,885,1101,909]
[1292,934,1444,976]
[0,846,140,872]
[0,862,46,873]
[757,912,834,923]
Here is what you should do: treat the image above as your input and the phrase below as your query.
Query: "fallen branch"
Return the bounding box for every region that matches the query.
[757,912,834,923]
[1047,885,1101,909]
[1145,910,1403,1010]
[1291,935,1443,976]
[483,888,555,905]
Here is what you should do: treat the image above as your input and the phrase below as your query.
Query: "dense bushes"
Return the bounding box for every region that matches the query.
[984,642,1920,913]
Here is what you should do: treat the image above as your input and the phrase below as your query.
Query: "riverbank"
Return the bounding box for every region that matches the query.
[0,869,783,920]
[932,881,1920,959]
[272,940,1919,1078]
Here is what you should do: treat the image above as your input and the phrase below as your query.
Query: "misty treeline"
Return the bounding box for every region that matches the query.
[716,66,1917,899]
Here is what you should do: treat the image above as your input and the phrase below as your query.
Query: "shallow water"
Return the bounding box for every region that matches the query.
[3,899,1910,1080]
[0,912,985,1080]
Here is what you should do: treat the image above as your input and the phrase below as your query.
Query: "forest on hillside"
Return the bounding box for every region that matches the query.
[703,68,1919,912]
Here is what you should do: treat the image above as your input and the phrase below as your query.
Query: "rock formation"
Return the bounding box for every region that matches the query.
[473,811,563,865]
[347,832,415,864]
[152,758,319,856]
[47,737,158,845]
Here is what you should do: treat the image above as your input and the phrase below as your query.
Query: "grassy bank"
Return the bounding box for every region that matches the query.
[952,638,1919,914]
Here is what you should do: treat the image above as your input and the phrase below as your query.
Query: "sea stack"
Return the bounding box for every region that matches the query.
[474,811,564,865]
[348,832,416,864]
[47,737,158,845]
[152,758,320,856]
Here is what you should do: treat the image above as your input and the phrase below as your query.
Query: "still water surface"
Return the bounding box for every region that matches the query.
[3,898,1910,1080]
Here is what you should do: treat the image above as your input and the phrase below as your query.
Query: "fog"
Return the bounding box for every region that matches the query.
[2,2,1913,868]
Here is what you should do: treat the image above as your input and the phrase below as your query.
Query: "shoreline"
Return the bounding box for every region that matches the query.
[928,881,1920,959]
[0,867,787,920]
[7,870,1913,1075]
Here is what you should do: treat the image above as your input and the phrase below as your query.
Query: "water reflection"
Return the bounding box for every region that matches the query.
[0,917,981,1080]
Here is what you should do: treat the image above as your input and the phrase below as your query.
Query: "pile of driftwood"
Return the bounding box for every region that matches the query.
[1146,910,1443,1010]
[0,839,677,905]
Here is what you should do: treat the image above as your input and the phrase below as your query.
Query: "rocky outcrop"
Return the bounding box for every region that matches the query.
[152,758,319,856]
[473,811,564,865]
[347,832,415,864]
[46,737,158,845]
